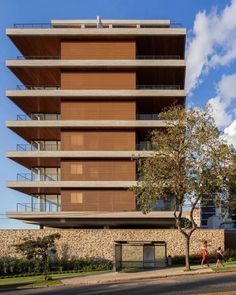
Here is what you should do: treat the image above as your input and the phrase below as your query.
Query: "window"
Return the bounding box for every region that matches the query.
[71,192,83,203]
[71,164,83,174]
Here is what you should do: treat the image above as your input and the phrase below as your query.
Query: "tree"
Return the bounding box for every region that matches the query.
[227,154,236,224]
[132,106,235,270]
[15,233,60,280]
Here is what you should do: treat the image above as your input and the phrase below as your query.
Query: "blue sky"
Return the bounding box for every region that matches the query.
[0,0,236,229]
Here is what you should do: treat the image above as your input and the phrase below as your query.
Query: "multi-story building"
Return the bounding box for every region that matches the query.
[200,196,217,228]
[183,209,201,228]
[6,18,186,229]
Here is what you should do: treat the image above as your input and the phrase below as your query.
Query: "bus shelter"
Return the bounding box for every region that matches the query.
[113,241,167,271]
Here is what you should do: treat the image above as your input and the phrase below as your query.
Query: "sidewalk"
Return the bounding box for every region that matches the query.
[61,265,214,286]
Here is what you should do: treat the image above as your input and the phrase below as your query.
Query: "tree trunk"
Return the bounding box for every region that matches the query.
[43,258,48,280]
[178,225,196,271]
[184,236,190,271]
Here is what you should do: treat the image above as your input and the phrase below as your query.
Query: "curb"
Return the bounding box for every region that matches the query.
[62,269,215,286]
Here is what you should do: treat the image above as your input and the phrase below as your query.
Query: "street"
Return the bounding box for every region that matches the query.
[1,271,236,295]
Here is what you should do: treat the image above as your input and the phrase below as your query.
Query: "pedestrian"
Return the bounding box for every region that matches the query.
[215,247,224,268]
[201,241,209,267]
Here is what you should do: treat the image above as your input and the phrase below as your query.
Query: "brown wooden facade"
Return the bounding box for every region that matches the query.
[6,19,186,228]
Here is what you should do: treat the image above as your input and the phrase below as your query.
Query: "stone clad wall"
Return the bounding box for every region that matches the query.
[0,229,224,260]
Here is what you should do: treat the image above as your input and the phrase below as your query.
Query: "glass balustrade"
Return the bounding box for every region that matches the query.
[17,201,60,212]
[16,85,60,90]
[16,113,60,120]
[136,114,160,120]
[17,173,60,181]
[136,55,180,59]
[136,141,154,151]
[16,141,61,151]
[136,85,180,90]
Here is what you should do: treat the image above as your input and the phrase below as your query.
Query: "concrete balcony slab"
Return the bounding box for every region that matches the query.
[6,59,186,68]
[6,89,186,98]
[6,27,186,37]
[6,210,175,227]
[7,150,154,158]
[6,180,137,194]
[6,151,155,168]
[6,120,174,128]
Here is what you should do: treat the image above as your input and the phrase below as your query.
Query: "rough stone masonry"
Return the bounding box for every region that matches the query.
[0,229,224,259]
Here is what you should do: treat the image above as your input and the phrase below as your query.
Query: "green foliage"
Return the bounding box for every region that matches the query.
[0,256,112,277]
[133,106,234,220]
[14,233,60,280]
[131,106,236,270]
[227,256,236,262]
[171,254,216,265]
[15,233,61,260]
[227,155,236,218]
[181,218,193,229]
[23,279,62,288]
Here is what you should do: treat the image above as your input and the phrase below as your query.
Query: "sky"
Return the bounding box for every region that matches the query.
[0,0,236,229]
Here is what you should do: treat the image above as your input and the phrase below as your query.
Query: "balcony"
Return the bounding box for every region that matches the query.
[17,113,60,120]
[136,114,160,120]
[15,84,181,91]
[6,211,176,228]
[17,113,160,121]
[6,89,186,119]
[7,120,172,141]
[136,85,180,90]
[13,23,52,28]
[7,25,186,76]
[136,55,180,59]
[137,198,175,211]
[17,173,60,181]
[17,55,60,60]
[17,202,60,212]
[136,142,154,151]
[16,85,60,90]
[16,142,61,151]
[7,180,136,195]
[7,151,154,170]
[16,55,181,60]
[16,144,37,151]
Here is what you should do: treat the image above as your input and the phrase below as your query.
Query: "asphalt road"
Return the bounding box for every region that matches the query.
[1,272,236,295]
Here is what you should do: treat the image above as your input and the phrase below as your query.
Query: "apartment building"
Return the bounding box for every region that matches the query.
[5,18,186,229]
[183,209,201,228]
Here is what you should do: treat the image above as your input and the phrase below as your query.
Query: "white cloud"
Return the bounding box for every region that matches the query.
[185,1,236,147]
[209,39,236,67]
[208,96,232,127]
[186,0,236,94]
[224,120,236,146]
[207,74,236,127]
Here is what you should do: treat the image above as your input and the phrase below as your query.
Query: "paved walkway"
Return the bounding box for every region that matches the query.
[61,265,214,286]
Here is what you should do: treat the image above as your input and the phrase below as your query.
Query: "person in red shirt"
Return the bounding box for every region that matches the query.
[201,241,209,267]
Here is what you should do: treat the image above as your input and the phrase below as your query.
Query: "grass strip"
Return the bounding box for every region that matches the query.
[0,279,62,290]
[0,270,112,285]
[21,279,62,288]
[212,265,236,272]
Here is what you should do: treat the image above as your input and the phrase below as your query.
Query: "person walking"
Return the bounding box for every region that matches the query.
[215,247,224,268]
[201,241,209,267]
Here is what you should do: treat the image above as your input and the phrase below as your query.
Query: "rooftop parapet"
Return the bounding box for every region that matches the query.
[12,18,179,29]
[10,17,185,30]
[51,18,171,28]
